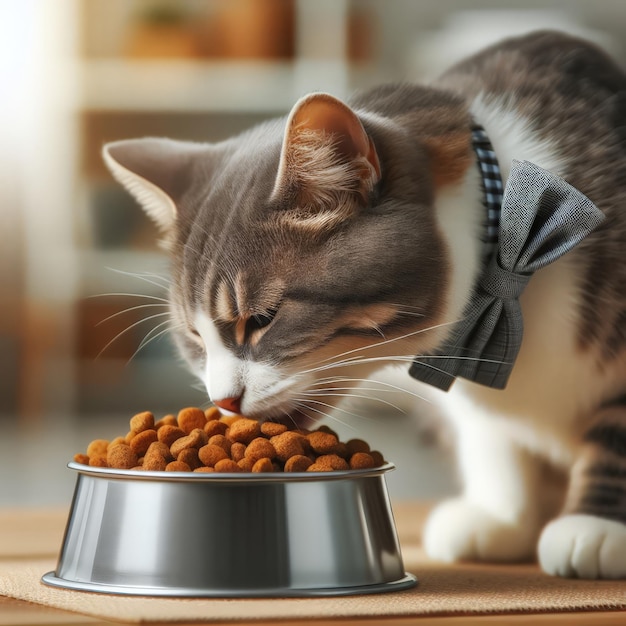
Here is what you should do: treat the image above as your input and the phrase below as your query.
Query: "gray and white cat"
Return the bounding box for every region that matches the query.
[103,31,626,578]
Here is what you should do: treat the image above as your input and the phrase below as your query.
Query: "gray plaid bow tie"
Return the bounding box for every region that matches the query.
[409,159,605,391]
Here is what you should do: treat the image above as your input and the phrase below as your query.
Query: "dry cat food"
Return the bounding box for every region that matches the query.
[74,407,385,473]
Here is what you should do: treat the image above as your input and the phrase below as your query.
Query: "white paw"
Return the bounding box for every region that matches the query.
[423,497,537,563]
[538,514,626,579]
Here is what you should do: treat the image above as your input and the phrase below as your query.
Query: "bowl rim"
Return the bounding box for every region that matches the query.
[67,460,395,483]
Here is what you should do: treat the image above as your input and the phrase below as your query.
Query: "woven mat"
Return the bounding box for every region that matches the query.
[2,550,626,623]
[1,506,625,623]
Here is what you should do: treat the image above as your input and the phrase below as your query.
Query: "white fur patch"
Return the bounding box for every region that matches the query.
[423,497,538,562]
[432,162,484,337]
[539,514,626,578]
[470,94,566,177]
[195,311,245,405]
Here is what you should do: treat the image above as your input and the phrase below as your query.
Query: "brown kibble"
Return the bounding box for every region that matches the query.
[310,454,349,471]
[346,438,370,455]
[165,460,191,472]
[86,439,108,457]
[198,443,229,467]
[170,428,207,458]
[204,420,229,437]
[195,428,209,445]
[237,457,255,472]
[145,441,173,461]
[252,458,274,473]
[205,407,221,421]
[214,458,241,473]
[208,434,232,455]
[335,442,349,458]
[307,431,342,455]
[261,422,288,437]
[244,437,276,463]
[155,414,177,429]
[158,425,186,447]
[227,418,261,444]
[349,452,376,470]
[76,408,385,474]
[130,411,154,433]
[284,455,313,472]
[177,407,206,434]
[369,450,385,467]
[143,453,167,471]
[106,443,138,470]
[130,429,158,456]
[271,431,306,462]
[230,441,246,462]
[178,447,201,470]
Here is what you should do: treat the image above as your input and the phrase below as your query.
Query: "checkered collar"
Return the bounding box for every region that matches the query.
[471,125,504,261]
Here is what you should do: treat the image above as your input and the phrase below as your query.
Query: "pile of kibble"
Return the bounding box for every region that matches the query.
[74,407,385,473]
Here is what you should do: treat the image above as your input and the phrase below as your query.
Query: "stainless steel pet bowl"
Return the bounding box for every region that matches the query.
[42,461,416,597]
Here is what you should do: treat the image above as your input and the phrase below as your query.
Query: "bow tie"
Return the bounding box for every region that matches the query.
[409,156,605,391]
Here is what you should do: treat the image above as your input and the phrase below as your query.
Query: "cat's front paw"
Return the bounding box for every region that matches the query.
[538,514,626,579]
[423,498,537,563]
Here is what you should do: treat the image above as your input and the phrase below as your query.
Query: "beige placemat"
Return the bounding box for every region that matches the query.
[1,549,625,624]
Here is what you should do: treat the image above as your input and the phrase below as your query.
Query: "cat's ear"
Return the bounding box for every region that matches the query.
[272,93,380,212]
[102,138,200,231]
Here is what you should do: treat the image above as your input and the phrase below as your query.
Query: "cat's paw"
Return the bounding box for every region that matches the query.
[538,514,626,579]
[423,498,537,563]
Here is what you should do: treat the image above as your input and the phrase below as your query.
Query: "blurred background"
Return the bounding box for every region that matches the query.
[1,0,624,507]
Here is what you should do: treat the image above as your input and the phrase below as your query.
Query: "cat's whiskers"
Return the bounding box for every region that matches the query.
[87,292,170,303]
[300,350,507,379]
[293,399,370,430]
[95,302,170,327]
[96,311,171,360]
[300,319,460,374]
[105,267,171,292]
[300,388,407,414]
[308,375,434,404]
[126,319,183,365]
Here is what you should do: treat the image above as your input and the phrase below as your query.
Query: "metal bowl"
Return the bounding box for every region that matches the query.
[42,462,416,597]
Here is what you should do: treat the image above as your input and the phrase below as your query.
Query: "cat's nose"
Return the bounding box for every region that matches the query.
[213,395,242,415]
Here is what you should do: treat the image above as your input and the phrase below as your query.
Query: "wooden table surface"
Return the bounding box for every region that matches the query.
[1,504,624,626]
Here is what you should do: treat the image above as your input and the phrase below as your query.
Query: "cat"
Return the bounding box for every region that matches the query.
[102,31,626,579]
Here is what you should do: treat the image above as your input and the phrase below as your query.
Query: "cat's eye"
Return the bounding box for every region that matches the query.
[246,309,277,334]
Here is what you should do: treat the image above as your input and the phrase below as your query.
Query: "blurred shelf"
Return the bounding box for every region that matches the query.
[79,58,356,112]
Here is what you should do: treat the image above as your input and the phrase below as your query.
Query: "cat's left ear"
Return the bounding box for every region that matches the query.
[103,138,203,232]
[272,93,381,210]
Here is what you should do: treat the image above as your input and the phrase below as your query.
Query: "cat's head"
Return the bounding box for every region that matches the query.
[103,91,472,423]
